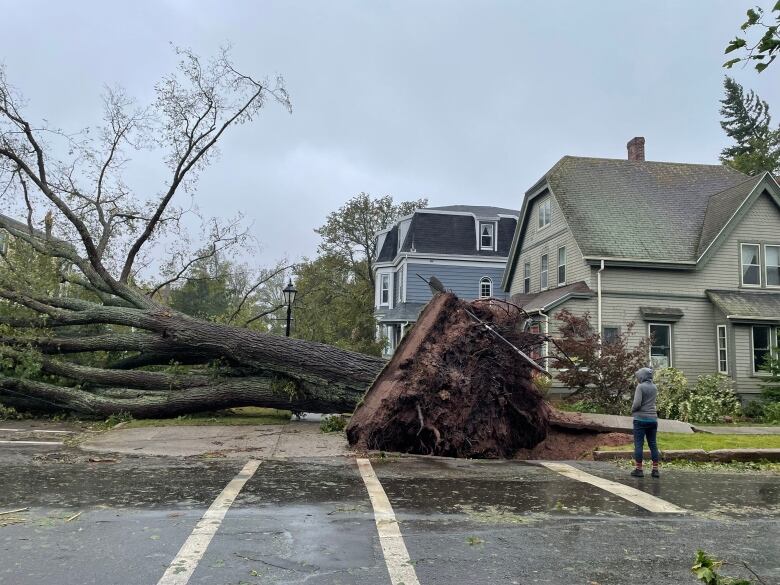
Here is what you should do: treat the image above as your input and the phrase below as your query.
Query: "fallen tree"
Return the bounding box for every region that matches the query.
[0,49,389,417]
[347,293,551,458]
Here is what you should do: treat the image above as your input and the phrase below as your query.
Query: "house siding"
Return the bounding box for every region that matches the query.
[508,192,590,296]
[406,262,508,303]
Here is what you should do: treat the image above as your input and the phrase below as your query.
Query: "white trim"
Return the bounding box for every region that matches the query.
[538,198,551,230]
[740,242,762,287]
[557,245,566,286]
[751,324,775,374]
[648,322,673,368]
[379,273,390,307]
[523,261,531,294]
[540,253,549,291]
[764,244,780,288]
[582,255,697,265]
[727,314,780,322]
[374,253,508,271]
[478,221,497,251]
[479,276,493,299]
[717,324,728,375]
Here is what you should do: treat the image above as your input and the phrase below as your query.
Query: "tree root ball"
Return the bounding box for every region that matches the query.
[346,293,550,458]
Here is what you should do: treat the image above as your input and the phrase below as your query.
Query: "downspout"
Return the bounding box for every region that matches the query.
[597,259,605,357]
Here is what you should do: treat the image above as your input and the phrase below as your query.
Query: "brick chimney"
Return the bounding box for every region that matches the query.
[627,136,645,161]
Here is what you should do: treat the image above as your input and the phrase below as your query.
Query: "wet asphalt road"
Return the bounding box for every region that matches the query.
[0,442,779,585]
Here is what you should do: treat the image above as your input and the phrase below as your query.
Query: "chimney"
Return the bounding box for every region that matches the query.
[627,136,645,161]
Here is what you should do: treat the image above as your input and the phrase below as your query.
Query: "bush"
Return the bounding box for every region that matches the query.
[320,414,348,433]
[563,399,608,414]
[655,370,741,424]
[762,401,780,424]
[656,368,689,420]
[0,404,28,420]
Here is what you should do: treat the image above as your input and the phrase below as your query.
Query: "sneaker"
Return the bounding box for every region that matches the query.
[630,468,644,478]
[651,469,660,478]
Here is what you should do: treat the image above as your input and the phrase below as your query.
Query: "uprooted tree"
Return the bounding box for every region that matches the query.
[0,48,387,417]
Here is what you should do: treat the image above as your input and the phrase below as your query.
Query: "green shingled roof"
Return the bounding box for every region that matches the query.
[707,290,780,321]
[544,157,751,262]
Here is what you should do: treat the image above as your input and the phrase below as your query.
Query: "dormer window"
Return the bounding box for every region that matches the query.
[538,199,551,229]
[479,222,495,250]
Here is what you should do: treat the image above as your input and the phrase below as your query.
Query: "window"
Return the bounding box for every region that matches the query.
[394,268,403,305]
[538,199,551,229]
[717,325,728,374]
[523,262,531,294]
[479,277,492,298]
[766,245,780,287]
[540,254,548,290]
[380,274,390,306]
[479,222,495,250]
[752,325,772,373]
[603,326,620,346]
[741,243,761,286]
[557,246,566,286]
[649,323,672,368]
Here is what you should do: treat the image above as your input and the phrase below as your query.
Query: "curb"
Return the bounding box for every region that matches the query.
[593,448,780,462]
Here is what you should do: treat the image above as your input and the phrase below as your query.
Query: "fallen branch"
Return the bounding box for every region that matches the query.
[0,507,29,516]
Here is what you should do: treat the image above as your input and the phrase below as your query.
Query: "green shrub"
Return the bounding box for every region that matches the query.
[759,350,780,402]
[655,370,741,424]
[320,414,348,433]
[762,401,780,424]
[742,399,766,421]
[0,404,28,420]
[656,367,689,420]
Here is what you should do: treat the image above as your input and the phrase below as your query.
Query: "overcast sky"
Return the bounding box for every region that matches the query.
[2,1,778,266]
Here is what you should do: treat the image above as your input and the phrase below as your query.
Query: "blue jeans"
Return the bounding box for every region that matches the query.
[633,419,660,463]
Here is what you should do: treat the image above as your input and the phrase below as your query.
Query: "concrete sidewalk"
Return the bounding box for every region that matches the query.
[79,420,351,459]
[693,425,780,435]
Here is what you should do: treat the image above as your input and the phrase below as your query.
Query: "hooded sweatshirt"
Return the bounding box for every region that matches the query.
[632,367,658,421]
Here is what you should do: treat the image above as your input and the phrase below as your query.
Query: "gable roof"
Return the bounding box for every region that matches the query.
[503,157,780,289]
[509,281,593,314]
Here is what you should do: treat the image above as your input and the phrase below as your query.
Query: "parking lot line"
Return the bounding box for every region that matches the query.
[0,428,73,434]
[0,440,64,446]
[157,459,261,585]
[356,458,421,585]
[537,461,688,514]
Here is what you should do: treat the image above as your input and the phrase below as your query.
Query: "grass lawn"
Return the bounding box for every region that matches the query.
[602,433,780,451]
[120,407,291,429]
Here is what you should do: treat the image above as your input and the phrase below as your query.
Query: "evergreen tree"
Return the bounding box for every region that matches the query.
[719,77,780,174]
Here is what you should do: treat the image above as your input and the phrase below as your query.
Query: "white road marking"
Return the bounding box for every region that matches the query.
[356,458,421,585]
[0,440,64,446]
[0,428,73,434]
[538,461,687,514]
[157,459,261,585]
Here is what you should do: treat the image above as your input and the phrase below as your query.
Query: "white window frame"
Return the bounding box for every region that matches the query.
[751,325,775,374]
[717,324,728,375]
[538,199,551,230]
[740,243,762,287]
[479,276,493,299]
[379,273,390,306]
[479,222,496,251]
[523,262,531,294]
[765,244,780,288]
[540,254,548,290]
[648,322,673,368]
[557,246,566,286]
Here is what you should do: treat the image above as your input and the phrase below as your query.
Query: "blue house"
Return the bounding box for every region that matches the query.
[373,205,519,355]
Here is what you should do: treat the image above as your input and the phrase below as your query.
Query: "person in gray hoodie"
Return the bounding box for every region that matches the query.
[631,367,660,478]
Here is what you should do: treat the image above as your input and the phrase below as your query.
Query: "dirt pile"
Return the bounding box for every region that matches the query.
[515,430,632,460]
[346,293,550,458]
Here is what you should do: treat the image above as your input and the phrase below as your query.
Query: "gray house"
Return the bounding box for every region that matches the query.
[374,205,518,355]
[502,137,780,401]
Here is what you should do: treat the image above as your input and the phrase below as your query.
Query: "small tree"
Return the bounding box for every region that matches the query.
[551,309,651,414]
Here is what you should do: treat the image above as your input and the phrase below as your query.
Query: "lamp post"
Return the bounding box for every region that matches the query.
[282,279,297,337]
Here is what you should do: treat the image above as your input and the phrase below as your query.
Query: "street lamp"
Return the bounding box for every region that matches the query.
[282,279,297,337]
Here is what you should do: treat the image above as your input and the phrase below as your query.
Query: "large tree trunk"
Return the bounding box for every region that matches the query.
[0,306,385,418]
